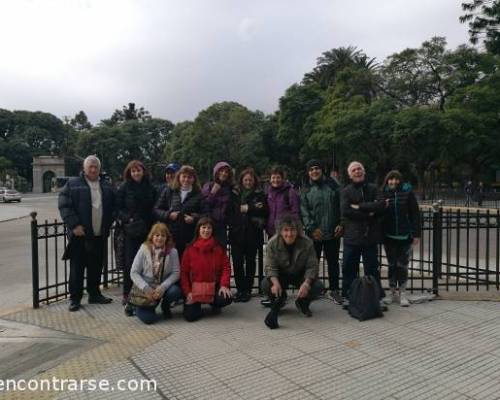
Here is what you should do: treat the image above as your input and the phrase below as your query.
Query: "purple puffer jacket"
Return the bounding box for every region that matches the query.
[202,182,233,224]
[266,182,300,237]
[202,161,235,225]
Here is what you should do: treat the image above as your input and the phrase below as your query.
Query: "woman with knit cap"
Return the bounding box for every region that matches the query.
[380,170,421,307]
[201,161,237,247]
[265,166,300,238]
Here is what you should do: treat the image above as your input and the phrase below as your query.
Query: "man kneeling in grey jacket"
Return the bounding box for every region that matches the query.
[261,215,324,329]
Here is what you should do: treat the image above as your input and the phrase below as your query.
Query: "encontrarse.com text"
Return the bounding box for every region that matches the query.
[0,378,157,392]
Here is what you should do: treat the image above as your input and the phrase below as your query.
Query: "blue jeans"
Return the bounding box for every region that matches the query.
[342,244,384,299]
[136,284,182,325]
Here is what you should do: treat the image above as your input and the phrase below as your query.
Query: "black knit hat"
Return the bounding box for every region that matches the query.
[306,159,323,171]
[384,170,403,183]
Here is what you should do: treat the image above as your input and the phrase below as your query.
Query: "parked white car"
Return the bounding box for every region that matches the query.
[0,188,22,203]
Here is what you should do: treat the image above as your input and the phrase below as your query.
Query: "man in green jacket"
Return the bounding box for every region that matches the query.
[261,215,324,329]
[300,159,343,304]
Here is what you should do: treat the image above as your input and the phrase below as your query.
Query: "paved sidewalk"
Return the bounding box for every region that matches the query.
[1,291,500,400]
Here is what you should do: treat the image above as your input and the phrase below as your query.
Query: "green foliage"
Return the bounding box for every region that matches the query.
[0,109,69,183]
[461,0,500,54]
[69,111,92,131]
[103,103,152,126]
[165,102,271,181]
[76,117,173,180]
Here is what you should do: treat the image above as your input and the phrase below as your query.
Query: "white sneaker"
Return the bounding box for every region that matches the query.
[383,289,396,305]
[399,291,409,307]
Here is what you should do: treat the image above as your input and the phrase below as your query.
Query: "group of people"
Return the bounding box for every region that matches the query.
[58,155,421,329]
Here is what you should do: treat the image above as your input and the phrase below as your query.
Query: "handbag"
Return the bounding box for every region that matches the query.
[123,219,148,239]
[190,252,217,304]
[129,252,166,307]
[191,282,216,304]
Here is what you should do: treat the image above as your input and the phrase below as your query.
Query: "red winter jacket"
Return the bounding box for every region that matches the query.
[180,237,231,295]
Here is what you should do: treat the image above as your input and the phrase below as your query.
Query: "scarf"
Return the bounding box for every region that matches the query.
[151,247,167,279]
[240,188,252,204]
[193,237,216,253]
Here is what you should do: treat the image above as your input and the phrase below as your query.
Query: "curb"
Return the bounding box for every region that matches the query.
[0,213,32,224]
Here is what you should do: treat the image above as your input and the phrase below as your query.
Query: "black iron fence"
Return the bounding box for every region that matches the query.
[418,188,500,209]
[31,206,500,308]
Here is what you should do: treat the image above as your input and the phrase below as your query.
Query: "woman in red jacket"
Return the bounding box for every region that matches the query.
[181,217,233,321]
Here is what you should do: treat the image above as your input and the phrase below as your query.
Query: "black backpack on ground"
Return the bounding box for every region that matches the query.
[348,276,383,321]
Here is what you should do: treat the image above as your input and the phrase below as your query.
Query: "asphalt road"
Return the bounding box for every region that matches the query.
[0,193,60,313]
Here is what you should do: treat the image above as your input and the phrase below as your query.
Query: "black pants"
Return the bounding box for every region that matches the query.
[123,235,143,296]
[384,238,412,289]
[313,238,340,291]
[69,237,105,302]
[231,240,259,294]
[183,293,232,322]
[213,223,228,248]
[342,243,384,299]
[260,274,324,304]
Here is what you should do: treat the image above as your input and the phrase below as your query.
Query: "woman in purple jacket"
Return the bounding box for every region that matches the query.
[201,161,237,247]
[265,166,300,238]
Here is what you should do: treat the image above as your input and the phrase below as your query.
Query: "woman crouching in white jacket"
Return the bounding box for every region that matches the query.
[129,223,182,324]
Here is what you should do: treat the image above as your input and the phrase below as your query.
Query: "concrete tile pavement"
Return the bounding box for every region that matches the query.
[1,292,500,400]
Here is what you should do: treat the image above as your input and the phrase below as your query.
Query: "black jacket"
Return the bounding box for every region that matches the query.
[341,181,386,246]
[116,179,157,228]
[229,189,268,245]
[379,183,421,239]
[153,187,203,246]
[58,174,115,238]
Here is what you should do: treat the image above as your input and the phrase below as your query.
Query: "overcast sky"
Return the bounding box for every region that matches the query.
[0,0,470,124]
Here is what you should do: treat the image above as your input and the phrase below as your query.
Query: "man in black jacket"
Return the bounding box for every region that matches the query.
[341,161,387,306]
[58,155,115,312]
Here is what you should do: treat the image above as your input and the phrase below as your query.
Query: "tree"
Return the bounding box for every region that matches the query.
[164,102,270,181]
[310,95,397,183]
[443,61,500,180]
[276,83,325,167]
[381,37,492,111]
[461,0,500,54]
[303,46,377,89]
[69,111,92,131]
[392,107,445,193]
[105,103,152,126]
[76,118,174,180]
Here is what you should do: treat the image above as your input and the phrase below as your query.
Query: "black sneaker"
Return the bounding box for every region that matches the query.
[240,292,251,303]
[342,298,350,310]
[328,290,343,305]
[295,298,312,317]
[124,303,135,317]
[88,295,113,304]
[260,298,272,308]
[212,306,222,315]
[233,292,243,303]
[69,301,80,312]
[162,307,172,320]
[264,310,279,329]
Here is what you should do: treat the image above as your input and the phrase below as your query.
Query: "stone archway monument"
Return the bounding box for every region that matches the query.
[32,156,65,193]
